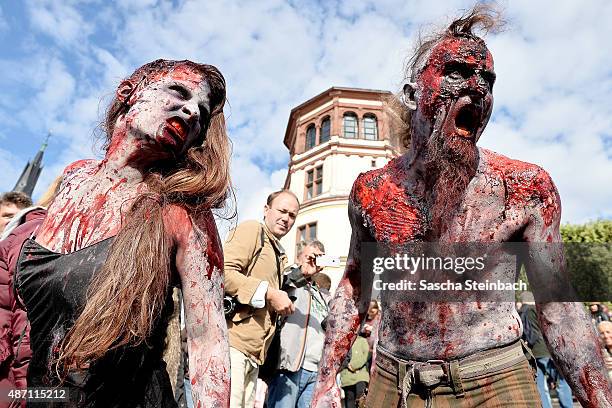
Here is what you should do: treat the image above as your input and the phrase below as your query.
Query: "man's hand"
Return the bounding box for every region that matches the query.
[265,287,295,316]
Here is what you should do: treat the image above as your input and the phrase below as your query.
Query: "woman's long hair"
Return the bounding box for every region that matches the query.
[54,60,232,374]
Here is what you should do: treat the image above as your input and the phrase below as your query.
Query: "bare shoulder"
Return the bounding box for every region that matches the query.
[63,159,98,178]
[164,205,223,268]
[481,148,560,225]
[163,206,216,237]
[58,160,99,192]
[482,149,557,194]
[350,157,405,210]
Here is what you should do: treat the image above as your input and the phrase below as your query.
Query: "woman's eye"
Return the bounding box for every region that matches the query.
[169,85,189,99]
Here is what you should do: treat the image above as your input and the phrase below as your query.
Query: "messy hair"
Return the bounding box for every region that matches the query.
[55,60,232,375]
[397,3,505,147]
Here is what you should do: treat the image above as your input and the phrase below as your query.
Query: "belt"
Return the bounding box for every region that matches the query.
[375,340,528,407]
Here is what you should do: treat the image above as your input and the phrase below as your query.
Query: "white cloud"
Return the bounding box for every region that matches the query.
[1,0,610,226]
[91,47,130,88]
[35,59,76,115]
[26,0,94,48]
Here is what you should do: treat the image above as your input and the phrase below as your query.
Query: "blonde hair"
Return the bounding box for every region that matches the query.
[36,176,63,208]
[598,321,612,333]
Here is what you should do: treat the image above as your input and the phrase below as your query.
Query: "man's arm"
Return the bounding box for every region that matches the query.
[171,207,230,407]
[312,185,374,407]
[223,221,293,315]
[223,221,265,304]
[522,169,612,407]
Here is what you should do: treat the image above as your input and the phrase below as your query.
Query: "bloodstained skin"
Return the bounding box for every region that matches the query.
[311,35,612,407]
[35,65,230,407]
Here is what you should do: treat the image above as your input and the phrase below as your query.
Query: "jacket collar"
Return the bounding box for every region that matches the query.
[261,222,287,264]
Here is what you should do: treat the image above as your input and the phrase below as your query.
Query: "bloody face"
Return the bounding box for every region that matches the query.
[415,36,495,144]
[122,65,212,160]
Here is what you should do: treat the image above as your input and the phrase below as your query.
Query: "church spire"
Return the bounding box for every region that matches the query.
[13,131,50,197]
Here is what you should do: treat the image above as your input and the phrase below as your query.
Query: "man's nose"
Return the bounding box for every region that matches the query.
[469,74,490,94]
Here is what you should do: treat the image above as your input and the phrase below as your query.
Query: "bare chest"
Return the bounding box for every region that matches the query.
[359,172,528,244]
[37,175,142,253]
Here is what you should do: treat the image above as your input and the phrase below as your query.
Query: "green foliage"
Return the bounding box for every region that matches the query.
[517,220,611,305]
[561,220,611,305]
[560,220,612,243]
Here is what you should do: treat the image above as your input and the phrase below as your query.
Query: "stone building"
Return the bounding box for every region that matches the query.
[279,87,403,291]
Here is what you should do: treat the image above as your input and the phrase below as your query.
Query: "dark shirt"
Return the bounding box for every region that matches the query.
[520,304,550,358]
[15,238,176,408]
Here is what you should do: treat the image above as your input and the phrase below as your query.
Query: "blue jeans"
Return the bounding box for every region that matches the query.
[267,368,318,408]
[184,378,194,408]
[536,357,573,408]
[548,362,573,408]
[536,358,553,408]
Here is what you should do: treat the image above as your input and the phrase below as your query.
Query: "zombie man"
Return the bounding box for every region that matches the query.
[311,7,612,408]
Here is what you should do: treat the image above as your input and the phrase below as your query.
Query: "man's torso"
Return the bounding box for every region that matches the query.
[354,148,558,360]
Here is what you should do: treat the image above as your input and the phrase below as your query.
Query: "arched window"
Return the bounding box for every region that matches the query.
[305,124,316,150]
[343,113,358,138]
[363,114,378,140]
[320,117,331,144]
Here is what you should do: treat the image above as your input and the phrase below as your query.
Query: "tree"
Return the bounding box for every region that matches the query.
[560,220,611,306]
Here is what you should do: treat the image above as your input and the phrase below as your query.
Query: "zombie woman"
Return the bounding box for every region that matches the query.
[15,60,231,407]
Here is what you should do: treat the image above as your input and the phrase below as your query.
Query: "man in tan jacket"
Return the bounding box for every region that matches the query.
[224,190,299,408]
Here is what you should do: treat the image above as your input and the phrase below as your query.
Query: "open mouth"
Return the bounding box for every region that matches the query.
[454,105,480,138]
[166,117,188,141]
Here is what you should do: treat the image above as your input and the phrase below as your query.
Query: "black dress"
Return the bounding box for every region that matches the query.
[15,237,177,408]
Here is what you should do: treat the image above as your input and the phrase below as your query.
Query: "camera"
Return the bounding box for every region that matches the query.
[224,295,238,319]
[315,254,340,267]
[282,264,309,290]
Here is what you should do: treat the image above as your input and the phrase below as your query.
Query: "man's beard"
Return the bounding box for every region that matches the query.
[424,131,479,237]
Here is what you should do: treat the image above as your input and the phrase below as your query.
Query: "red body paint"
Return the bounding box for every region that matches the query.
[355,160,425,244]
[484,150,560,228]
[579,366,611,407]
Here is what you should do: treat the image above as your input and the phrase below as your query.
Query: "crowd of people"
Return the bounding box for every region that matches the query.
[0,4,611,408]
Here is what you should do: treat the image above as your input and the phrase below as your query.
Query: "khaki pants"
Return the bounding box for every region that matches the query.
[230,347,259,408]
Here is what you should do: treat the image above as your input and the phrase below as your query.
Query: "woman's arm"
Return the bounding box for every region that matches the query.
[168,206,230,408]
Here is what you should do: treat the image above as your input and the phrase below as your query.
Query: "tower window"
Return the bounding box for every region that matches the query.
[343,113,358,138]
[320,117,331,144]
[297,222,317,243]
[305,165,323,200]
[305,124,316,150]
[364,115,378,140]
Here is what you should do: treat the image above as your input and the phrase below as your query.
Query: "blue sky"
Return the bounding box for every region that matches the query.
[1,0,611,227]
